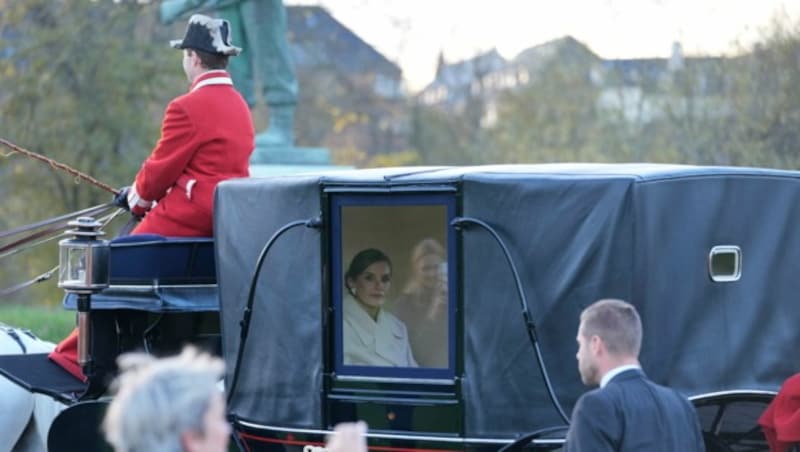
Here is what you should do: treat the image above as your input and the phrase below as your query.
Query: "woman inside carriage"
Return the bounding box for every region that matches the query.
[342,248,418,368]
[392,238,449,368]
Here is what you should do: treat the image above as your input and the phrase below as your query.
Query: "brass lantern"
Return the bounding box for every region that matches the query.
[58,217,110,293]
[57,217,110,368]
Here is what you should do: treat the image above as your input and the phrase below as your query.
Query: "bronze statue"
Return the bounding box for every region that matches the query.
[161,0,299,151]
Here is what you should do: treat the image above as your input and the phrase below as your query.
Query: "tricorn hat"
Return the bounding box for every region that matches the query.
[170,14,241,56]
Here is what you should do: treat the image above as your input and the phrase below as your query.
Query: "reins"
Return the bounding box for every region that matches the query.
[0,137,127,298]
[0,137,120,195]
[0,202,115,242]
[0,208,123,298]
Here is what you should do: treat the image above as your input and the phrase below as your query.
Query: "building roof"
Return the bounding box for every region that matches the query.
[512,36,598,68]
[433,48,507,87]
[287,6,401,78]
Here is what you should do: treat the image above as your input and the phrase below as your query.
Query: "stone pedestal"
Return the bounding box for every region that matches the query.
[249,145,352,177]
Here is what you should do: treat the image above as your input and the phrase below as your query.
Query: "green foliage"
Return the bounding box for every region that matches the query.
[410,101,485,165]
[366,149,420,167]
[0,0,185,306]
[723,18,800,168]
[491,59,603,163]
[0,304,75,343]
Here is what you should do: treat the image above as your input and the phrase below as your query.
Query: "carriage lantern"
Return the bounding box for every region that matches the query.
[58,216,109,368]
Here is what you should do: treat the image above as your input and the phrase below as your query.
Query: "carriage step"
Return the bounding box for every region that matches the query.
[0,353,86,404]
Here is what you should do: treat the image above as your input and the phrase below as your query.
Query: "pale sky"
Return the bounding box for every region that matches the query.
[286,0,800,92]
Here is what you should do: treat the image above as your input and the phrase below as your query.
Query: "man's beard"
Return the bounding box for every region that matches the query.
[580,361,599,386]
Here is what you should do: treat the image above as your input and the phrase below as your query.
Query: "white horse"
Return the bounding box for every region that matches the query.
[0,324,64,452]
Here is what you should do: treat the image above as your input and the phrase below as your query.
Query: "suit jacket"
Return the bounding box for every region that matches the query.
[130,70,254,237]
[564,368,705,452]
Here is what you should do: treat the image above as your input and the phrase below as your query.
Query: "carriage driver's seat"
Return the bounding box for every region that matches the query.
[47,234,222,452]
[0,234,220,405]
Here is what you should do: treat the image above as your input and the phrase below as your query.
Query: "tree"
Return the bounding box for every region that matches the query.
[0,0,184,304]
[490,58,604,163]
[724,16,800,168]
[410,102,484,165]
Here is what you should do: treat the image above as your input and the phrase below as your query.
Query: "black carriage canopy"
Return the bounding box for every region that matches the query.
[213,164,800,438]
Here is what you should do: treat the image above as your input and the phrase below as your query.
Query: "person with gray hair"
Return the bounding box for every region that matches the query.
[102,347,229,452]
[103,346,372,452]
[565,298,705,451]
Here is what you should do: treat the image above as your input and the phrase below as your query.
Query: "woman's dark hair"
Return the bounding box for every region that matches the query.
[189,48,229,70]
[345,248,392,289]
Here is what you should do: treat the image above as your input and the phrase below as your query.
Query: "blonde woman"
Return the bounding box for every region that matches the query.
[393,239,449,368]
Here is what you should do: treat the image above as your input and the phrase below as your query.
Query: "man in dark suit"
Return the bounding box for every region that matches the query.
[565,299,705,451]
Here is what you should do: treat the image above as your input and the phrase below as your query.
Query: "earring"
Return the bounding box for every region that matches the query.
[352,288,358,297]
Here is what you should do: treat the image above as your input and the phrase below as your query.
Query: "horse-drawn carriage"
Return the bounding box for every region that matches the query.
[3,163,799,451]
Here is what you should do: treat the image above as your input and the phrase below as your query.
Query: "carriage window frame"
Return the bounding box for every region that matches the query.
[330,192,457,380]
[708,245,742,282]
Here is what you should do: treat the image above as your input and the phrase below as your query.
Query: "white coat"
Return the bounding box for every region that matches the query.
[343,296,417,367]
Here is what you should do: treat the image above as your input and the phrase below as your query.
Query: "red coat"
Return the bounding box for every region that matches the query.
[760,373,800,451]
[50,71,254,381]
[129,70,254,237]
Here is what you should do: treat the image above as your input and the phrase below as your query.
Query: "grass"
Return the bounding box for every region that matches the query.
[0,304,75,343]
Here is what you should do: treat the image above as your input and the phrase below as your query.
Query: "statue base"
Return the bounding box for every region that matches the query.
[249,145,352,177]
[251,145,330,165]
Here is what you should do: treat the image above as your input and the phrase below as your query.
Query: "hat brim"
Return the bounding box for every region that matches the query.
[169,39,241,56]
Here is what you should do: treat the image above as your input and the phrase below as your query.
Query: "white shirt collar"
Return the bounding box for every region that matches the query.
[600,364,641,388]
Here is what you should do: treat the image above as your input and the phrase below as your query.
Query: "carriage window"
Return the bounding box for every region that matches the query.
[331,193,456,380]
[708,245,741,282]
